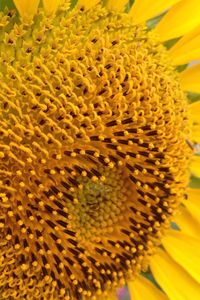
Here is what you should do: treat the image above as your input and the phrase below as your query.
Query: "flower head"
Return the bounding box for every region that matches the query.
[0,1,200,300]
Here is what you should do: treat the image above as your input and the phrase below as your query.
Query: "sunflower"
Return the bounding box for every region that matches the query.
[0,0,199,300]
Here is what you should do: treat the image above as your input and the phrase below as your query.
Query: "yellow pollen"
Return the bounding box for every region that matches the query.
[0,2,192,300]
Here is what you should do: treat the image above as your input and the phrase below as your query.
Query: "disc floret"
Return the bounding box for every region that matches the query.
[0,4,191,300]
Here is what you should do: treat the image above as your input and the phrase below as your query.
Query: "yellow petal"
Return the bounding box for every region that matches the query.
[174,206,200,239]
[162,230,200,283]
[13,0,40,22]
[189,101,200,143]
[189,101,200,124]
[128,275,168,300]
[191,127,200,144]
[171,23,200,50]
[185,188,200,223]
[76,0,99,9]
[129,0,180,24]
[150,248,200,300]
[180,64,200,93]
[190,155,200,178]
[169,25,200,65]
[154,0,200,41]
[106,0,127,12]
[43,0,66,15]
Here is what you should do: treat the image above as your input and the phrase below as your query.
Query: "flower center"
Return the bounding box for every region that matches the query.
[0,4,191,300]
[69,167,131,241]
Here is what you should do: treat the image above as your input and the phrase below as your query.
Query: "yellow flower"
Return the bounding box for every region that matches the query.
[0,1,199,300]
